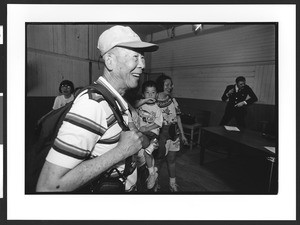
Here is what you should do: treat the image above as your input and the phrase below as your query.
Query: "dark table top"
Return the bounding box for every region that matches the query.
[201,126,276,156]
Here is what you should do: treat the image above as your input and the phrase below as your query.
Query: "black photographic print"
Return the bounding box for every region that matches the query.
[25,22,278,194]
[3,2,298,225]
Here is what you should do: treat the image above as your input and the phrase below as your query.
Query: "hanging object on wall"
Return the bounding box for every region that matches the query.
[170,27,175,38]
[192,24,203,35]
[167,26,176,39]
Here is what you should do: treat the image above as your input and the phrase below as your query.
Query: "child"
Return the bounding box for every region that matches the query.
[134,80,163,189]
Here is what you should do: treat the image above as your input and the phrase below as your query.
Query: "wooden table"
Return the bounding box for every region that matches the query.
[199,126,277,192]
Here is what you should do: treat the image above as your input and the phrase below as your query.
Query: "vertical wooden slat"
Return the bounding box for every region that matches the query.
[52,25,66,54]
[65,25,89,59]
[89,61,92,84]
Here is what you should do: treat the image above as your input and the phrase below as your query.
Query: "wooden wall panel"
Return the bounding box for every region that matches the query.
[88,25,112,61]
[149,24,276,105]
[27,25,56,52]
[253,64,276,105]
[65,25,89,59]
[26,24,276,106]
[91,61,104,83]
[151,25,275,68]
[150,64,270,102]
[27,24,89,58]
[27,51,89,96]
[27,24,66,54]
[52,25,66,54]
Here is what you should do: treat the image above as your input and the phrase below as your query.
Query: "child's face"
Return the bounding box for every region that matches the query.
[143,86,157,99]
[163,79,173,94]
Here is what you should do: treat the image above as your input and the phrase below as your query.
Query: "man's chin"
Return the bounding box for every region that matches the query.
[131,79,139,88]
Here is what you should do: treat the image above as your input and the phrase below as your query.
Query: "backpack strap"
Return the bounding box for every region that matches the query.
[85,82,135,178]
[90,82,129,132]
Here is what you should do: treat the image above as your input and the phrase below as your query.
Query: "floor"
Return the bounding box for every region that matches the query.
[153,144,277,194]
[25,126,277,194]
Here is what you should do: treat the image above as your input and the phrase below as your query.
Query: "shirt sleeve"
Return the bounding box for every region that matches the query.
[221,85,231,102]
[52,96,60,110]
[46,95,108,169]
[245,86,258,105]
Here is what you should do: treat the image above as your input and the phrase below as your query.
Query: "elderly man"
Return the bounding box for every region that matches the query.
[36,25,158,192]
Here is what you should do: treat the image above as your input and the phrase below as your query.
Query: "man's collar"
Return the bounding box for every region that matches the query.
[96,76,128,112]
[235,84,239,92]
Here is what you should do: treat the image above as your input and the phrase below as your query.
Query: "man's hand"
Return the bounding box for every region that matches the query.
[139,126,148,133]
[117,130,144,158]
[226,88,234,97]
[150,138,159,149]
[234,101,246,107]
[36,130,144,192]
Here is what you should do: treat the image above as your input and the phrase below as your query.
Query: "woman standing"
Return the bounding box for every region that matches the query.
[155,74,188,192]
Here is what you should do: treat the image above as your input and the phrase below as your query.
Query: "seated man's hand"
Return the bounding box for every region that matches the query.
[234,101,246,107]
[227,88,234,96]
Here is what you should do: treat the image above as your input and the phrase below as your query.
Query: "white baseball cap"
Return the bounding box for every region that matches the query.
[97,25,159,56]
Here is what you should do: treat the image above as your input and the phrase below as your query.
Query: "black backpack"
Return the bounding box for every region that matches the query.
[28,82,135,193]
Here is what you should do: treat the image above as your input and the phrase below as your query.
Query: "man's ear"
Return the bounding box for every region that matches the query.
[104,53,114,71]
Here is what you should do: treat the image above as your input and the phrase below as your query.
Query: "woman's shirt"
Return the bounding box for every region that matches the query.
[53,94,74,110]
[156,95,181,125]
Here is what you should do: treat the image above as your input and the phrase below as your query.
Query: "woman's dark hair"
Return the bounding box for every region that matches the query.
[142,80,157,93]
[156,74,172,92]
[59,80,75,93]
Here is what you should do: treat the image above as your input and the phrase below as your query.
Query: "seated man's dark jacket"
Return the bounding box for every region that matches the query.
[221,84,258,109]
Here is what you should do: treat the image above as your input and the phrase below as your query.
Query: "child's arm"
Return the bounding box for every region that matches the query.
[176,115,188,145]
[139,123,160,133]
[135,98,156,108]
[128,121,138,131]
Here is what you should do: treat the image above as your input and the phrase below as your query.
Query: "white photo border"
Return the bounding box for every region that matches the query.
[7,4,296,220]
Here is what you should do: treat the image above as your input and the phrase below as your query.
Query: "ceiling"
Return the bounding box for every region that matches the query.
[123,24,179,37]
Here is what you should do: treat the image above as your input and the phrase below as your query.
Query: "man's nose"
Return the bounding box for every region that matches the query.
[137,55,145,69]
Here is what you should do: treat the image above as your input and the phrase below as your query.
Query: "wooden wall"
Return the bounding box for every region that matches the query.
[26,24,277,131]
[147,24,276,105]
[27,24,91,96]
[26,24,150,97]
[145,24,276,130]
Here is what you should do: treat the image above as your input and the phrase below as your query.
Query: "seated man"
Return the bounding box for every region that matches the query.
[219,76,258,127]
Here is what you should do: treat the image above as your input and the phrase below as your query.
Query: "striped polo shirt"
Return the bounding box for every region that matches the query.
[46,76,131,174]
